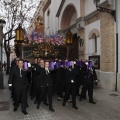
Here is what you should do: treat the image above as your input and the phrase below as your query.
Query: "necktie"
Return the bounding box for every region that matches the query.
[20,69,22,77]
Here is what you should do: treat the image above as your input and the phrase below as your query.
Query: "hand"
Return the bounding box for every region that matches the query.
[28,63,31,67]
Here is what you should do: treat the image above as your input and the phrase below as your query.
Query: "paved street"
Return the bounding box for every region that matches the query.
[0,74,120,120]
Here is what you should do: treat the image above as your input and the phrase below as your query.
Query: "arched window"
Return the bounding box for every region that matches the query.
[92,33,97,53]
[89,28,100,53]
[47,10,50,28]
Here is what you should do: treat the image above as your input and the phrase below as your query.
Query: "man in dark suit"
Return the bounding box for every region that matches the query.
[80,61,98,104]
[8,59,30,115]
[34,59,45,104]
[63,61,78,109]
[37,61,55,112]
[30,58,38,100]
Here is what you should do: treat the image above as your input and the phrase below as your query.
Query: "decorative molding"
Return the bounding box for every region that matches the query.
[63,23,77,33]
[89,28,100,39]
[43,0,51,13]
[56,0,66,17]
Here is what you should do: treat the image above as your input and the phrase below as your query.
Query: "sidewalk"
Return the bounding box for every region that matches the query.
[0,74,120,120]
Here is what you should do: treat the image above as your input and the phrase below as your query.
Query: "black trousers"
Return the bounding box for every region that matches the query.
[14,86,27,111]
[38,86,53,108]
[80,81,94,101]
[76,80,83,96]
[63,83,76,106]
[30,78,38,98]
[57,80,65,98]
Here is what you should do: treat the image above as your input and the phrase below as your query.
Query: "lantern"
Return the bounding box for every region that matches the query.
[66,29,72,45]
[15,24,24,43]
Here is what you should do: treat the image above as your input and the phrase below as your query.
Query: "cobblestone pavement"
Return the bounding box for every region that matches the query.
[0,74,120,120]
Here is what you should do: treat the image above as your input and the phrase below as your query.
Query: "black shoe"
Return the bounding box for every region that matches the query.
[13,107,17,112]
[58,97,61,101]
[34,100,37,104]
[37,104,40,109]
[13,102,15,106]
[83,97,87,100]
[31,97,34,100]
[26,104,29,107]
[89,101,96,104]
[79,98,82,101]
[62,102,66,106]
[22,111,28,115]
[49,107,55,112]
[44,102,49,106]
[73,106,78,109]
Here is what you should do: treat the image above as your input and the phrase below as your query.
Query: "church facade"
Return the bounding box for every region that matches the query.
[29,0,120,92]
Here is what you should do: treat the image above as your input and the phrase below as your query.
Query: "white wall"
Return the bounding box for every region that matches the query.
[85,20,101,59]
[44,0,62,35]
[85,0,107,16]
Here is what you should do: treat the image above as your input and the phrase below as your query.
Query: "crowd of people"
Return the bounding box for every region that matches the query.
[8,57,98,115]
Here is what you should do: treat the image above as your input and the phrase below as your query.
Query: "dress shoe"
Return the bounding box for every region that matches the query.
[83,97,87,100]
[49,107,55,112]
[79,98,82,101]
[31,97,34,100]
[73,106,78,109]
[22,111,28,115]
[89,101,96,104]
[26,104,29,107]
[34,100,37,104]
[62,102,66,106]
[13,102,15,106]
[13,107,17,112]
[37,104,40,109]
[44,102,49,106]
[58,97,61,101]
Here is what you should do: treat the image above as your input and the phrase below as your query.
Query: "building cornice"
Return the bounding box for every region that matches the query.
[56,0,66,17]
[59,23,77,33]
[43,0,51,13]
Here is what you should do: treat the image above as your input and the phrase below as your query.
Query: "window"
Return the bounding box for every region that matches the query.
[47,10,50,28]
[95,35,97,53]
[92,33,97,53]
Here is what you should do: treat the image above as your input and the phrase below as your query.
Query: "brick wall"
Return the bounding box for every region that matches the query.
[100,12,115,72]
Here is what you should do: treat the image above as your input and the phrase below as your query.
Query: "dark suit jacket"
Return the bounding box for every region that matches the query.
[40,68,53,87]
[65,67,78,84]
[8,66,29,90]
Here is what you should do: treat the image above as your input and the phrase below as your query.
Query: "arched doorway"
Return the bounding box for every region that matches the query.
[61,4,78,60]
[61,4,77,29]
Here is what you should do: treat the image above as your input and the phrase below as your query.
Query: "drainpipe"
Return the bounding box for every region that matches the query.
[115,0,118,91]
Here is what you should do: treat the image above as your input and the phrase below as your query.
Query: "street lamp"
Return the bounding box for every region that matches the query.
[15,24,24,44]
[66,29,73,59]
[0,19,6,89]
[66,29,72,45]
[14,24,24,58]
[93,0,116,21]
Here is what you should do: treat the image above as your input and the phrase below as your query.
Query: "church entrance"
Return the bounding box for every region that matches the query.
[69,33,79,60]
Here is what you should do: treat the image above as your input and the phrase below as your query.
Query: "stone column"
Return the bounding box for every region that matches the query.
[100,8,116,90]
[79,28,85,60]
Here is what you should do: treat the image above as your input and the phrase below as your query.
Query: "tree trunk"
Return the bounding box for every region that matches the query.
[6,54,10,74]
